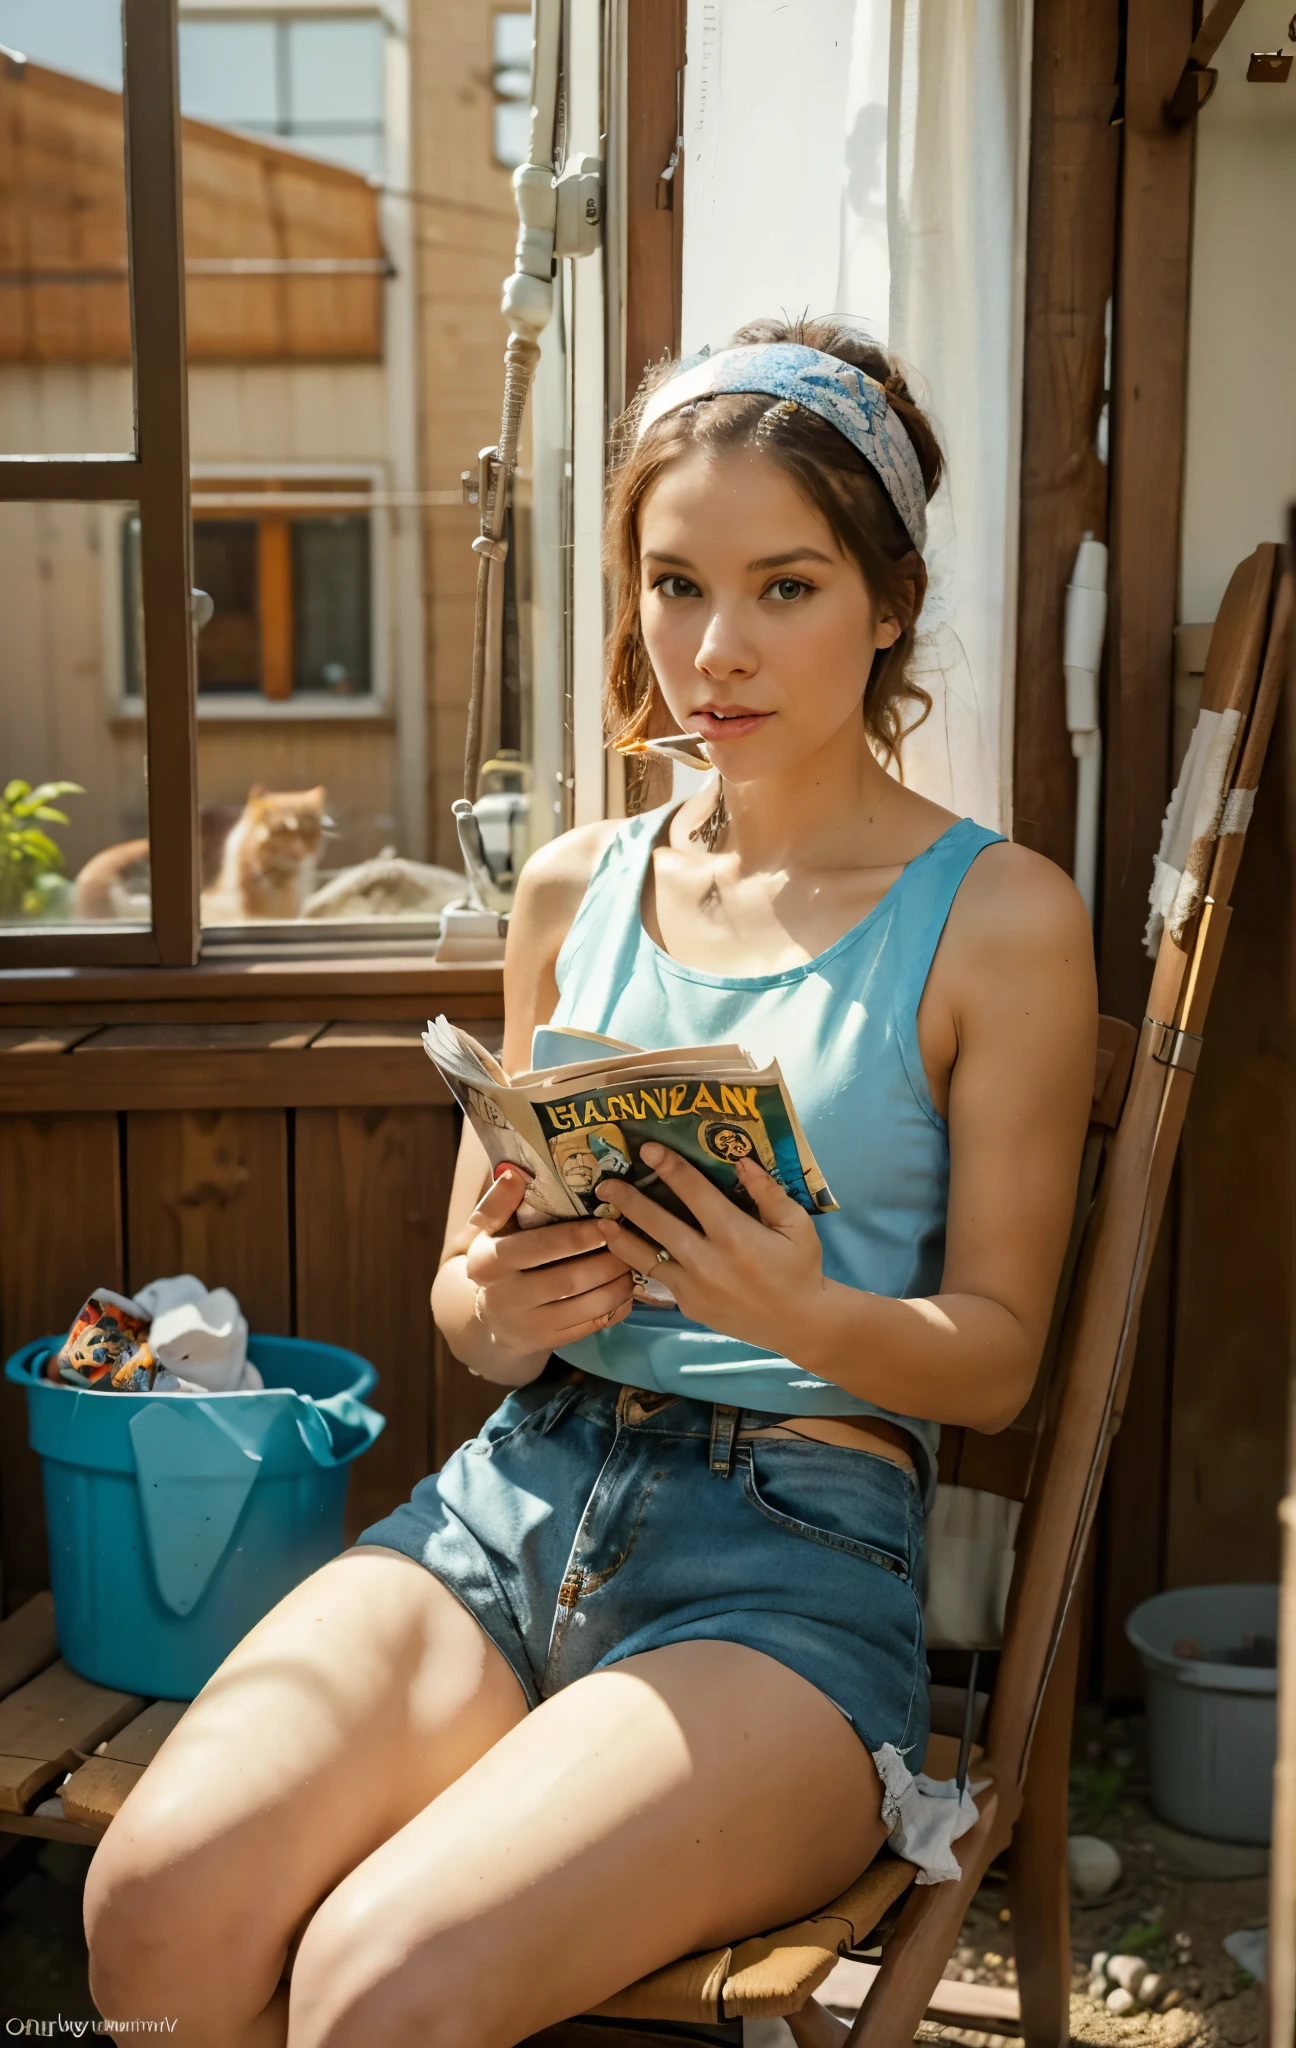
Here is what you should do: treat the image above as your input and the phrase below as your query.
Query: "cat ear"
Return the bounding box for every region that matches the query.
[246,784,267,803]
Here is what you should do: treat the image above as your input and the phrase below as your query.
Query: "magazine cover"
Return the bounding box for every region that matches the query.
[423,1017,836,1252]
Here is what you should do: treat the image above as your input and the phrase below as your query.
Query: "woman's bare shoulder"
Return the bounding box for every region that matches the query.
[502,821,620,1067]
[511,819,621,942]
[955,840,1092,957]
[945,840,1096,1019]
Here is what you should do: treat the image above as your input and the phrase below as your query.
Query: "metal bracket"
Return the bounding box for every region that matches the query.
[1147,1019,1204,1073]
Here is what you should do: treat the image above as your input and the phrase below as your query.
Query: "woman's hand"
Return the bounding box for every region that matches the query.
[594,1141,826,1354]
[455,1166,635,1377]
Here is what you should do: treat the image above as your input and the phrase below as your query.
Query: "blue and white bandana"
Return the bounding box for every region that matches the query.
[637,342,928,553]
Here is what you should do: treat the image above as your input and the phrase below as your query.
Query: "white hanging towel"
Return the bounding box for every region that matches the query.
[1144,707,1242,956]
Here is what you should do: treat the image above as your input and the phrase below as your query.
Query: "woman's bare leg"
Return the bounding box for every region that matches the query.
[287,1639,890,2048]
[84,1547,527,2047]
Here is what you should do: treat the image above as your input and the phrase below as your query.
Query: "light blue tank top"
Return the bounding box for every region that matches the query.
[546,801,1004,1500]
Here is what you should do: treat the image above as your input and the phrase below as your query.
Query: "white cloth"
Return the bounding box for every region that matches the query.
[924,1483,1022,1651]
[1144,706,1242,955]
[132,1274,261,1393]
[871,1741,982,1883]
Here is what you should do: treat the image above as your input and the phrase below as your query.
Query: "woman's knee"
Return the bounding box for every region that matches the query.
[289,1882,506,2048]
[85,1793,288,2025]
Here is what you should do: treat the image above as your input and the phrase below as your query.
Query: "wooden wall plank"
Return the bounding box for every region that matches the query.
[1012,0,1120,872]
[0,1114,123,1609]
[1166,713,1292,1586]
[1100,0,1196,1023]
[123,1110,290,1332]
[295,1105,457,1539]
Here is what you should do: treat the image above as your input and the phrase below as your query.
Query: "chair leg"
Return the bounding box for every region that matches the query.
[1008,1601,1081,2048]
[787,1999,851,2047]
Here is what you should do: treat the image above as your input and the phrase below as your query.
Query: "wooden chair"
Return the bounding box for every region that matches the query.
[514,543,1292,2048]
[0,549,1287,2048]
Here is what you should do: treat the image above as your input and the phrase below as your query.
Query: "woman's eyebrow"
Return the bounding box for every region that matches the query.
[748,548,836,570]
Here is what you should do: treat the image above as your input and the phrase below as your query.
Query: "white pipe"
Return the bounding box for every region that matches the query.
[501,0,563,343]
[1063,534,1108,919]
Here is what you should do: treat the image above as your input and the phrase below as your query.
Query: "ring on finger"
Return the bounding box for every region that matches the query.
[655,1246,672,1265]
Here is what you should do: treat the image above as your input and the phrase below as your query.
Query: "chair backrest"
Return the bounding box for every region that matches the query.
[976,546,1291,1783]
[922,1018,1134,1655]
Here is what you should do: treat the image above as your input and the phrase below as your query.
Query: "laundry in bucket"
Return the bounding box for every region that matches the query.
[50,1275,263,1393]
[134,1274,261,1391]
[56,1290,159,1390]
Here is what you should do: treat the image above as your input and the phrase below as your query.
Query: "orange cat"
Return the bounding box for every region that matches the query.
[75,787,328,923]
[211,785,328,921]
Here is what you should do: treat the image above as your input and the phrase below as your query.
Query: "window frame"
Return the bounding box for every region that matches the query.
[0,0,198,968]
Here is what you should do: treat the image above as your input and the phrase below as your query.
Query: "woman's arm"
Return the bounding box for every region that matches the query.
[593,845,1098,1433]
[431,821,635,1385]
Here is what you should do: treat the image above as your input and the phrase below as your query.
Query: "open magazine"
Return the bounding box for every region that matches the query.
[423,1016,836,1308]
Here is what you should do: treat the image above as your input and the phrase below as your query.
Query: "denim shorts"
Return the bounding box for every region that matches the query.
[359,1368,929,1763]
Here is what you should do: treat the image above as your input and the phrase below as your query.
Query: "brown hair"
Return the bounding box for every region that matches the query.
[603,315,944,782]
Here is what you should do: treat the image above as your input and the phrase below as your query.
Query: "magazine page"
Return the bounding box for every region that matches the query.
[423,1019,581,1225]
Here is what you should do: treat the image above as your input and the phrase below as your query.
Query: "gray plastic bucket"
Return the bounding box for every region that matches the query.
[1125,1584,1278,1845]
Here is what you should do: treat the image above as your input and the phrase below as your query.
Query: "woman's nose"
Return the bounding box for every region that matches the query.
[695,607,756,681]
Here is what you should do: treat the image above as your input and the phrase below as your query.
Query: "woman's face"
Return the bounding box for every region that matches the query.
[636,445,900,782]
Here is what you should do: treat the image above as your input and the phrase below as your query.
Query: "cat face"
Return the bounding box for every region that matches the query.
[244,785,328,867]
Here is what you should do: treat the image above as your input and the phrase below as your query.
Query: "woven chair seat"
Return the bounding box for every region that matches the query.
[592,1853,916,2026]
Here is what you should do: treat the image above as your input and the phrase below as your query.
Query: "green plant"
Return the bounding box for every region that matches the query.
[0,780,85,918]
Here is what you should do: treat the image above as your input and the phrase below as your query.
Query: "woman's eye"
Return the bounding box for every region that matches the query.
[766,577,811,602]
[655,574,701,599]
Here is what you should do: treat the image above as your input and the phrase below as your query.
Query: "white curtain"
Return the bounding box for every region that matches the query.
[680,0,1031,832]
[883,0,1032,831]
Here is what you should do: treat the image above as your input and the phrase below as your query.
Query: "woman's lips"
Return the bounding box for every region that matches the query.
[690,709,773,743]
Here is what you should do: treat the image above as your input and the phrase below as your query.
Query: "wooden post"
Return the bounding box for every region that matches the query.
[623,0,686,403]
[1100,0,1196,1024]
[1012,0,1120,876]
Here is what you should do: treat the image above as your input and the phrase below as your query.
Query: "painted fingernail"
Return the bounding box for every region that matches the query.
[641,1142,664,1165]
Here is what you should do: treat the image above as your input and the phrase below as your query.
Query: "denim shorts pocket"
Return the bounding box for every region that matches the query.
[741,1442,913,1580]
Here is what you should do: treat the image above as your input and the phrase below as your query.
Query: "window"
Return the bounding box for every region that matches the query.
[492,13,530,171]
[179,14,386,177]
[122,480,377,706]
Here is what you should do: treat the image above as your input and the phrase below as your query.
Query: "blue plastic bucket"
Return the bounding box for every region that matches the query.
[6,1334,385,1700]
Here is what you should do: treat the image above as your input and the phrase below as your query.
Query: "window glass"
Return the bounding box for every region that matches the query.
[492,11,530,169]
[178,21,278,130]
[0,0,135,454]
[178,15,385,178]
[287,18,384,126]
[192,522,262,694]
[0,500,148,929]
[292,517,373,697]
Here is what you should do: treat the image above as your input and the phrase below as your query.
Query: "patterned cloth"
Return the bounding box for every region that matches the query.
[637,342,929,551]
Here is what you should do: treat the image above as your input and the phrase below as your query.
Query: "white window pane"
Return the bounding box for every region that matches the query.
[495,65,530,102]
[286,127,385,179]
[494,101,528,171]
[0,0,122,90]
[179,20,278,129]
[493,13,531,69]
[287,18,384,126]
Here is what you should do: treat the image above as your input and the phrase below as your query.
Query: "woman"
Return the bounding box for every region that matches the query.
[86,318,1096,2048]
